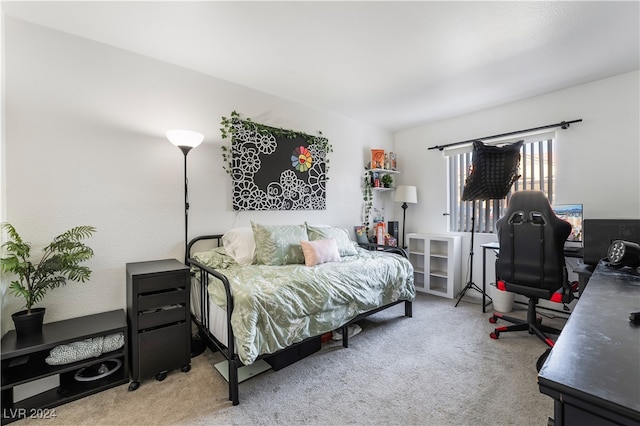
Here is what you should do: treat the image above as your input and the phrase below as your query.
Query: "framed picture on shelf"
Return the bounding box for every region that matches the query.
[371,171,381,187]
[371,149,385,169]
[385,235,397,247]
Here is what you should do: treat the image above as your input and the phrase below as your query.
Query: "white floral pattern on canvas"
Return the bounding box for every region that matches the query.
[228,118,328,210]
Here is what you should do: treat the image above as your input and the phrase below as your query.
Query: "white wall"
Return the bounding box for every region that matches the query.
[394,70,640,296]
[1,18,395,332]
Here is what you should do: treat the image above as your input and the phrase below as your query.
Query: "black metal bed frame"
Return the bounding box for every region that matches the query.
[186,234,413,405]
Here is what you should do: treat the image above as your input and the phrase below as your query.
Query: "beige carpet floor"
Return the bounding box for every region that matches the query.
[15,293,568,426]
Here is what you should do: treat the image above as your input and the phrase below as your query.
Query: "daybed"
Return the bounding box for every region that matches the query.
[186,223,415,405]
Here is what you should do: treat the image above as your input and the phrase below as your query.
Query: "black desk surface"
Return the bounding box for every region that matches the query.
[538,263,640,421]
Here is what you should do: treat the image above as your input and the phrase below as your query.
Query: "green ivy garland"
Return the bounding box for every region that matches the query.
[220,111,333,178]
[362,169,374,232]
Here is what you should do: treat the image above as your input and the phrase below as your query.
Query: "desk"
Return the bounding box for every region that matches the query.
[538,263,640,425]
[480,242,584,313]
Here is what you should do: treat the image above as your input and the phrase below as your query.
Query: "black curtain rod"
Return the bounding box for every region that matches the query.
[427,119,583,151]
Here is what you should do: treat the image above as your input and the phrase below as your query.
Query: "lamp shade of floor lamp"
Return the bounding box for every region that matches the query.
[166,129,204,263]
[394,185,418,248]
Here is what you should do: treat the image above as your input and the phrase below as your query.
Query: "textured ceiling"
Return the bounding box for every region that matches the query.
[3,1,639,131]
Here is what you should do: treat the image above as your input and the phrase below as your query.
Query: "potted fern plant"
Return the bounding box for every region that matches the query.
[1,223,96,337]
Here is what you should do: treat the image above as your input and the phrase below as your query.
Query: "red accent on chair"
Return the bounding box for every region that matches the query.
[571,281,579,292]
[550,292,563,303]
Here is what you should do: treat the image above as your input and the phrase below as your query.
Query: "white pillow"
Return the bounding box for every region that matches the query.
[221,227,256,266]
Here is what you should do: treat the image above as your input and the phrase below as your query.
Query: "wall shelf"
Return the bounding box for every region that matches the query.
[367,169,400,191]
[369,168,400,174]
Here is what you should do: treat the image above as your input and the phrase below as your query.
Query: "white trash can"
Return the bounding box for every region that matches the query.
[489,283,515,313]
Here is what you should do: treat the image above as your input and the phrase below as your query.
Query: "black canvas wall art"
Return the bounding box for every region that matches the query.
[225,118,329,211]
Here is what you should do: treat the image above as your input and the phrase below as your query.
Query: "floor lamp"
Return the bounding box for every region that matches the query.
[394,185,418,249]
[166,129,205,358]
[166,129,204,263]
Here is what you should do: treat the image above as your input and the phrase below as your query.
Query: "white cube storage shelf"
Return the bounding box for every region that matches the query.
[407,233,462,298]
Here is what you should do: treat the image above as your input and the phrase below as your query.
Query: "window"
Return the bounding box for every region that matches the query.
[448,137,555,233]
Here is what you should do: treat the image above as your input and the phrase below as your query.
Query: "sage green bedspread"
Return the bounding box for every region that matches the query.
[193,247,415,365]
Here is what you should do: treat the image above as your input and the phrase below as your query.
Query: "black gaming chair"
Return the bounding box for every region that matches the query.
[489,190,575,348]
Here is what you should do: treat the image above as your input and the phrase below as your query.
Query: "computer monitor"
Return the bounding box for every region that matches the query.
[552,204,583,247]
[583,219,640,266]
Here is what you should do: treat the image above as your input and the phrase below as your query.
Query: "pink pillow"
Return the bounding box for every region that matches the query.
[300,238,341,266]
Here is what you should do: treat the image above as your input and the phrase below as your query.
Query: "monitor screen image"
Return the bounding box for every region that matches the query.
[552,204,583,243]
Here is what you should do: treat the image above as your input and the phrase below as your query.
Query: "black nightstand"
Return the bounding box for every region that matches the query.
[125,259,191,391]
[1,310,129,424]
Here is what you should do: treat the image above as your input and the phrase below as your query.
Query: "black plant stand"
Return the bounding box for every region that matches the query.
[1,310,129,424]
